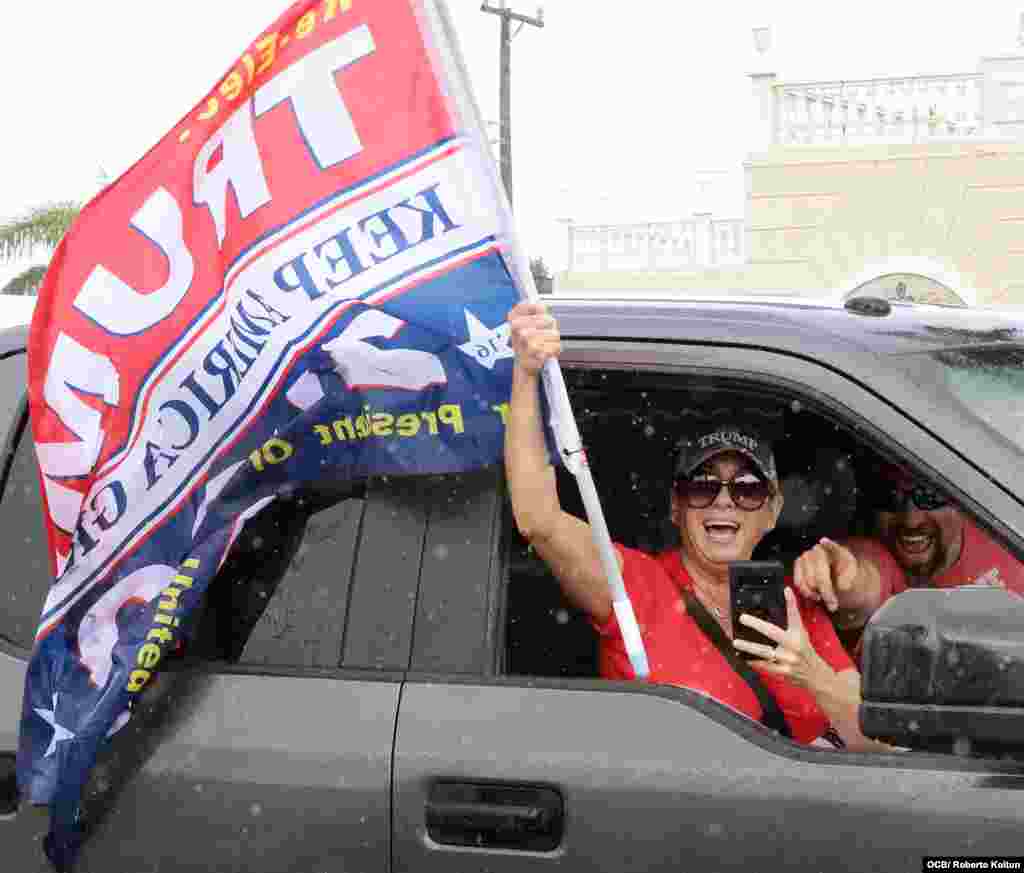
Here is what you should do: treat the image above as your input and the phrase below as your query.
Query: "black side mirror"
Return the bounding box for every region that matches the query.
[860,587,1024,756]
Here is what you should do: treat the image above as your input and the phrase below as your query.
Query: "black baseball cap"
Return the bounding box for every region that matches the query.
[674,423,778,482]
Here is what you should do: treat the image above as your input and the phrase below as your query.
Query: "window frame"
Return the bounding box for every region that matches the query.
[553,339,1024,560]
[472,337,1024,770]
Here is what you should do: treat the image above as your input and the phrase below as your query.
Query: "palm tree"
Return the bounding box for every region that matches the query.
[0,201,80,295]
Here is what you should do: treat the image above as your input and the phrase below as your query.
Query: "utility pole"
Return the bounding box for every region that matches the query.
[480,2,544,210]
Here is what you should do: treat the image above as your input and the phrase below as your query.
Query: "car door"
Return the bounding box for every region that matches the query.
[0,348,441,872]
[391,341,1024,873]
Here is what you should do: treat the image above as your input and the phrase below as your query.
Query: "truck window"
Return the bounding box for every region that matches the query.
[0,351,26,456]
[177,473,442,672]
[193,473,439,673]
[504,367,865,679]
[0,387,429,674]
[0,407,51,652]
[501,366,1024,692]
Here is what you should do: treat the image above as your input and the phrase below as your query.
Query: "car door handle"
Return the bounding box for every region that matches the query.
[426,782,563,851]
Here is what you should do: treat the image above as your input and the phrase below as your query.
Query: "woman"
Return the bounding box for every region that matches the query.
[505,300,888,751]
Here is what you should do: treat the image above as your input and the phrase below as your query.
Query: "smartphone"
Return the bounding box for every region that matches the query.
[729,560,787,660]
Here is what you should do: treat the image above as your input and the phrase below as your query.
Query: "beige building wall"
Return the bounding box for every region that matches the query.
[558,141,1024,304]
[746,141,1024,305]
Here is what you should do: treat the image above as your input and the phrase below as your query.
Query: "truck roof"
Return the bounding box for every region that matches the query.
[550,295,1024,357]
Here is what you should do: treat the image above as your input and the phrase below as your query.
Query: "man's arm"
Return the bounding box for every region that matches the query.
[793,537,889,631]
[505,302,618,624]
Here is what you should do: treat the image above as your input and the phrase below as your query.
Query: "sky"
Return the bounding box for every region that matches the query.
[0,0,1020,285]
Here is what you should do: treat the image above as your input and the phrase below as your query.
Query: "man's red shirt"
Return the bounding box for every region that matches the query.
[853,518,1024,601]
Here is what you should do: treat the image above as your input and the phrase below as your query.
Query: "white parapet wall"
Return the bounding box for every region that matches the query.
[751,50,1024,148]
[566,215,745,274]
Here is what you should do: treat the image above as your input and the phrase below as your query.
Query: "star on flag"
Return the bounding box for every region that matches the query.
[34,694,76,758]
[457,309,513,371]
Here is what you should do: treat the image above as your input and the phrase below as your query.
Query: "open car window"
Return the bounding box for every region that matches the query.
[502,364,1024,689]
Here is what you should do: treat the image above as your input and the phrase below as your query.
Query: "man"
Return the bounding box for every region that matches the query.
[793,461,1024,651]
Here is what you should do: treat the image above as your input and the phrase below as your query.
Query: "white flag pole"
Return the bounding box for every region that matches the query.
[426,0,650,679]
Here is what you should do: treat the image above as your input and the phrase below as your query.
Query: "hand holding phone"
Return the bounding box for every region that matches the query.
[730,561,787,660]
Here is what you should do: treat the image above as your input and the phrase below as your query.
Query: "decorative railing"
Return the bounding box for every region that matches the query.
[710,218,744,262]
[772,73,984,145]
[750,48,1024,149]
[566,216,744,273]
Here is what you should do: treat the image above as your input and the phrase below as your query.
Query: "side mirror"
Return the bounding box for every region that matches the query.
[860,587,1024,757]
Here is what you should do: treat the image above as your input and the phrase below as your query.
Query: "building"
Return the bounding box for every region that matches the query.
[559,22,1024,306]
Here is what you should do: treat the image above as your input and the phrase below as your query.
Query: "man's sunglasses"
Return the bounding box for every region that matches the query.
[675,476,774,511]
[874,482,950,512]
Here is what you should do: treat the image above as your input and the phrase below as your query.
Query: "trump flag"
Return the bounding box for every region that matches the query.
[18,1,523,867]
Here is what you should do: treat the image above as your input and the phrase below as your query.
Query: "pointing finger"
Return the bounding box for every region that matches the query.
[820,537,858,593]
[792,557,817,600]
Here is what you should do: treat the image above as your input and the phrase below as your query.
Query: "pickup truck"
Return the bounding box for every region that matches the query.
[3,293,1024,872]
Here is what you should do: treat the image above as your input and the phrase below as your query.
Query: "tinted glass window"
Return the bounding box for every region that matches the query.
[0,397,427,672]
[196,487,365,669]
[929,345,1024,451]
[0,407,52,652]
[0,379,439,672]
[0,352,26,452]
[193,473,448,672]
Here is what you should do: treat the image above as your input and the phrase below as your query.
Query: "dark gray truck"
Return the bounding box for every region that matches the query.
[4,294,1024,872]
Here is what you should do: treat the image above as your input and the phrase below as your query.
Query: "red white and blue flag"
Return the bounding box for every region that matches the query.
[18,2,523,868]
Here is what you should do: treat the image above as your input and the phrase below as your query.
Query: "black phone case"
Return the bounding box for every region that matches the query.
[729,561,787,660]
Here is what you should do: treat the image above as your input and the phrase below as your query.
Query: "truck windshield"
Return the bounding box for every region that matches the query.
[931,345,1024,451]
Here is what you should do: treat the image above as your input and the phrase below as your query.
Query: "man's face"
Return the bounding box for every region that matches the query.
[670,452,782,571]
[873,476,964,578]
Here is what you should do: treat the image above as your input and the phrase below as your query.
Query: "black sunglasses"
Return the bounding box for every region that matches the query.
[874,482,950,512]
[676,476,774,511]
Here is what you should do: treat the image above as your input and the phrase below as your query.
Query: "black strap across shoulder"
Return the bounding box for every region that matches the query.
[681,590,792,739]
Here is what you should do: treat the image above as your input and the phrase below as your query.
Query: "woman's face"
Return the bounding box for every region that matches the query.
[670,452,783,573]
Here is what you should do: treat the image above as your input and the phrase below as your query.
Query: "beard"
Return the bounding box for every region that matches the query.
[884,523,949,580]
